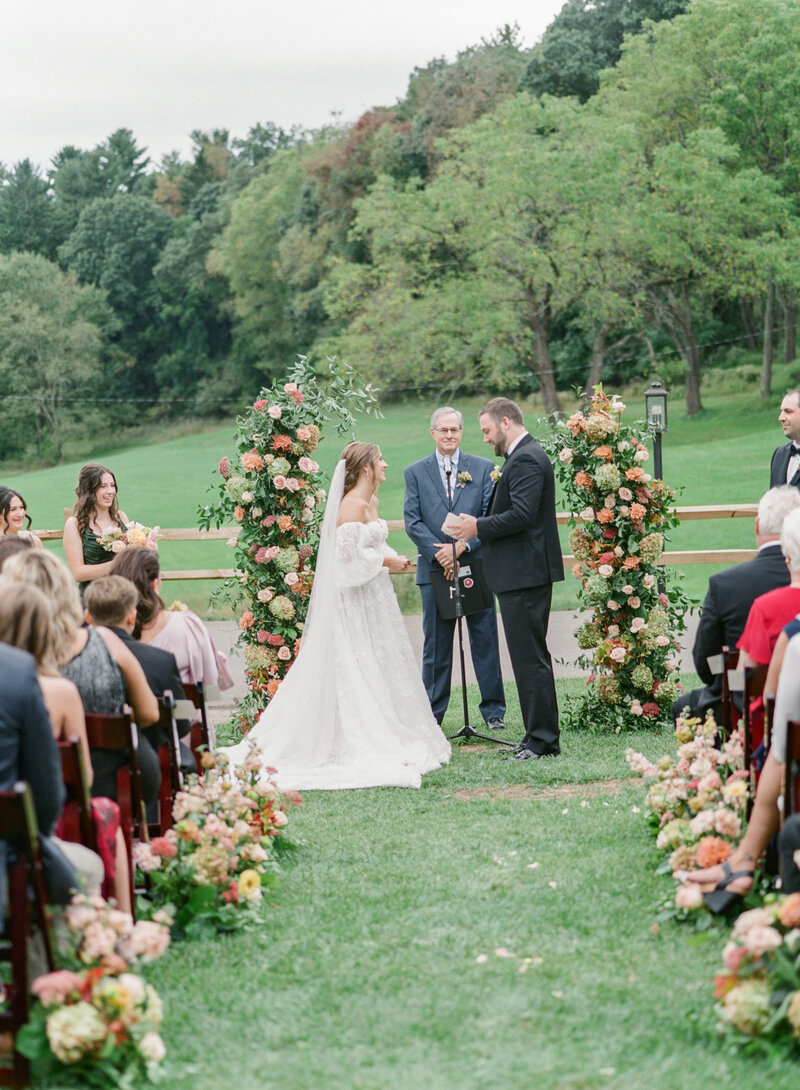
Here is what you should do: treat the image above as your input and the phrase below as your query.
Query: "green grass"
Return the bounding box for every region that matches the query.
[139,680,799,1090]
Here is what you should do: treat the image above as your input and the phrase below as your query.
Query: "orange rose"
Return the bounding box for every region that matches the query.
[622,556,640,570]
[625,467,645,482]
[596,508,613,524]
[778,892,800,929]
[575,472,593,489]
[593,445,613,460]
[695,836,733,868]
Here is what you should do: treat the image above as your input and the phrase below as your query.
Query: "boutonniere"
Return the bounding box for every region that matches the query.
[490,466,502,482]
[456,470,472,488]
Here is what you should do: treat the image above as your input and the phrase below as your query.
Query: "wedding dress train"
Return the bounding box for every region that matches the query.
[225,463,450,789]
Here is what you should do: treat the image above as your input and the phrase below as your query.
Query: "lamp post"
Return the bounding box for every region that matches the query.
[644,379,669,481]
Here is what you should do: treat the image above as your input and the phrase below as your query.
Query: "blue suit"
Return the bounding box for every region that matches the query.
[404,451,505,725]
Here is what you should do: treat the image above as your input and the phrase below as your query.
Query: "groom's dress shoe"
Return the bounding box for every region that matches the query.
[509,747,560,761]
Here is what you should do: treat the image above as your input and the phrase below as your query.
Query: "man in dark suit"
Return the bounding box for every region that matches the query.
[451,398,563,760]
[770,389,800,488]
[84,576,194,773]
[0,642,102,906]
[676,485,800,719]
[404,407,506,729]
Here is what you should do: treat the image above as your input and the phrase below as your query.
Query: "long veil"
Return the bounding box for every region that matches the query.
[225,460,346,762]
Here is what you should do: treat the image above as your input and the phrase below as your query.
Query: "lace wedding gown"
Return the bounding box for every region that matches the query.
[225,479,450,789]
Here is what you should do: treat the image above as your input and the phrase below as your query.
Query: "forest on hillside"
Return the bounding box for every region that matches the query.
[2,0,799,463]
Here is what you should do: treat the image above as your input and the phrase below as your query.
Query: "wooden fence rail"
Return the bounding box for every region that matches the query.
[37,504,759,581]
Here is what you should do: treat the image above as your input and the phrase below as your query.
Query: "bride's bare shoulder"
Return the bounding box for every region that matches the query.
[337,494,370,526]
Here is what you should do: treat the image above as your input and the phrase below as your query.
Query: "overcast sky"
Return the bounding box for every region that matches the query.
[1,0,565,172]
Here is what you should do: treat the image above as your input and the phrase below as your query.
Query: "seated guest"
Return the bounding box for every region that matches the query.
[0,550,160,809]
[0,582,131,911]
[739,505,800,669]
[112,546,233,696]
[84,576,195,774]
[0,641,102,907]
[676,486,799,720]
[0,534,34,569]
[0,487,43,549]
[686,630,800,908]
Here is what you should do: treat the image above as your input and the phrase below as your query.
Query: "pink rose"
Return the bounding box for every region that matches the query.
[273,476,287,490]
[268,405,282,419]
[630,617,647,633]
[627,596,640,608]
[618,487,633,501]
[598,564,614,577]
[675,884,703,911]
[218,456,231,478]
[32,970,83,1006]
[607,600,620,611]
[286,478,301,492]
[150,836,177,858]
[622,584,634,595]
[610,647,626,662]
[278,646,291,660]
[298,456,318,473]
[283,383,298,393]
[257,629,269,643]
[253,399,268,411]
[257,588,274,603]
[744,925,783,958]
[296,426,311,441]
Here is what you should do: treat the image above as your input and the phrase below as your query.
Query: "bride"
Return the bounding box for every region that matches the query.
[225,441,451,789]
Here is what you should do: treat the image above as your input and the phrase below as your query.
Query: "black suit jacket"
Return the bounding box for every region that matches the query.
[108,627,189,740]
[770,443,800,488]
[692,543,790,688]
[476,433,564,593]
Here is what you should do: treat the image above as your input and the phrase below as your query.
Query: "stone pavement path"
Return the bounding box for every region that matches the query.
[206,610,700,720]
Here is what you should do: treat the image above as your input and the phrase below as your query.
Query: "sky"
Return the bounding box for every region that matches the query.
[1,0,565,172]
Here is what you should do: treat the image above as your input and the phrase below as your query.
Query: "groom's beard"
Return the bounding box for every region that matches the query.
[492,437,506,457]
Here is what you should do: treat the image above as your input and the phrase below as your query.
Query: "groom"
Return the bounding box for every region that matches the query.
[404,406,506,729]
[451,397,563,760]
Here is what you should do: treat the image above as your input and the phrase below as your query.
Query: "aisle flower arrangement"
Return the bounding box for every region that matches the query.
[626,711,751,919]
[199,356,379,729]
[17,896,171,1086]
[544,386,690,730]
[133,742,301,938]
[712,894,800,1047]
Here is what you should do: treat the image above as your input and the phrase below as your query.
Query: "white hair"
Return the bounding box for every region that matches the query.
[430,406,463,429]
[758,485,800,537]
[780,506,800,572]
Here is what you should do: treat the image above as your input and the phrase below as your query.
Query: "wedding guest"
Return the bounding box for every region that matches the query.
[451,398,563,761]
[0,534,34,569]
[1,549,160,808]
[0,582,131,911]
[84,575,194,774]
[403,406,506,729]
[0,640,103,907]
[111,547,233,695]
[770,389,800,489]
[686,629,800,910]
[63,463,132,593]
[675,485,798,720]
[0,486,44,549]
[738,505,800,670]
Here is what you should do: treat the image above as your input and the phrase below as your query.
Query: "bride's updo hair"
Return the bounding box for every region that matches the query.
[341,442,380,494]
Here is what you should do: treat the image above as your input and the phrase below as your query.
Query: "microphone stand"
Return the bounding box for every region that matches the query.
[444,459,504,745]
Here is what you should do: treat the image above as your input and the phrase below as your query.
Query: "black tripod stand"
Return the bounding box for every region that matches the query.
[443,460,505,745]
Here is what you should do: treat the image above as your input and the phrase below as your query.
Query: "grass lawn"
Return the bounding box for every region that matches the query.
[139,680,799,1090]
[1,379,790,616]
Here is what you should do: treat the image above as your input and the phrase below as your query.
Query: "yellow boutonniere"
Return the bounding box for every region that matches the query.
[490,466,502,482]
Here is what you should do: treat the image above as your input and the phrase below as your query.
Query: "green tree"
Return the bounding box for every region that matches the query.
[0,160,58,258]
[59,194,173,396]
[0,252,114,461]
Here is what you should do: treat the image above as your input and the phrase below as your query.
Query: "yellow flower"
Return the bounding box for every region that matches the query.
[238,868,262,901]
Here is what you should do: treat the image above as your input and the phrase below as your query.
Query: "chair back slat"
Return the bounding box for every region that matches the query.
[183,682,212,767]
[58,737,96,852]
[149,692,182,837]
[784,720,800,823]
[742,664,769,820]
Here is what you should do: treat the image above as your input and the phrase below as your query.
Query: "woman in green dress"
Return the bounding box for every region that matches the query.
[63,463,131,593]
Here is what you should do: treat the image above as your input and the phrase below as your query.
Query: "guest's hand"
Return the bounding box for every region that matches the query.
[449,514,478,542]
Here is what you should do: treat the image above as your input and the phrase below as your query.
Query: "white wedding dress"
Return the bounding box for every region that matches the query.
[225,462,450,790]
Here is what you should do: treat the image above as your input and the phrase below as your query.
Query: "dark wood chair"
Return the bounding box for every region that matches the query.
[784,720,800,824]
[719,645,739,739]
[181,683,213,768]
[148,692,182,838]
[57,738,96,854]
[0,783,56,1088]
[83,707,144,911]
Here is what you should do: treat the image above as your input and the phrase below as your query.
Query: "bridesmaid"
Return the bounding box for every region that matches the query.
[63,463,131,593]
[0,486,44,549]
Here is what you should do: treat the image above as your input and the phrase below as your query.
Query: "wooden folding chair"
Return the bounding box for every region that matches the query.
[84,707,144,912]
[783,720,800,824]
[719,645,739,739]
[0,783,55,1089]
[148,692,183,838]
[57,738,96,854]
[181,682,216,767]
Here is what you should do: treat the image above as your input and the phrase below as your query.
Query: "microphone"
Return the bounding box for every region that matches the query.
[443,456,452,475]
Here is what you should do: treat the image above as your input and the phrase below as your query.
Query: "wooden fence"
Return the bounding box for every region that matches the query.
[38,503,760,581]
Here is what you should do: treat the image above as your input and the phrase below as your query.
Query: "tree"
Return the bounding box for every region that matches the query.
[0,252,114,461]
[51,129,151,237]
[522,0,688,102]
[59,194,173,396]
[0,160,58,258]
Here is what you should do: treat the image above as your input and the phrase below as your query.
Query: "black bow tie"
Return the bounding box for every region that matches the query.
[791,444,800,455]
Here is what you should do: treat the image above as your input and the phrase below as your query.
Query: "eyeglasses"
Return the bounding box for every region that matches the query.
[435,427,462,434]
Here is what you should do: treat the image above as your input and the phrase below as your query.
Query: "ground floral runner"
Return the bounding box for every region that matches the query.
[543,386,690,731]
[199,356,379,730]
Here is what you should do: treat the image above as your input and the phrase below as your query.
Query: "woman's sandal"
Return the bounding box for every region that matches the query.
[703,859,754,915]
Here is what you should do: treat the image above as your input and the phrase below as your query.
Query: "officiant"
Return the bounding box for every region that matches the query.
[403,407,506,729]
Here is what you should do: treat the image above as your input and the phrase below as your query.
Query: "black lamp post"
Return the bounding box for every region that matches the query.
[644,379,669,481]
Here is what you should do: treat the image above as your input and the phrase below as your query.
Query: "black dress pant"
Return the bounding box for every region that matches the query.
[497,584,560,754]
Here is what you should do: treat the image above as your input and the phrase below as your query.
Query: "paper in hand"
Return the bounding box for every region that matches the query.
[441,512,461,537]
